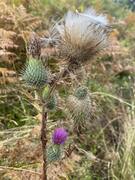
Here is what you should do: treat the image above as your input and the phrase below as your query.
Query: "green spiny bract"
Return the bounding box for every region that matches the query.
[22,58,48,88]
[74,86,88,100]
[46,95,57,110]
[42,86,57,110]
[67,87,91,133]
[47,145,61,164]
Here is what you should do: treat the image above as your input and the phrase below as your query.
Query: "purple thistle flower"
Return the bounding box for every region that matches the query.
[52,128,68,145]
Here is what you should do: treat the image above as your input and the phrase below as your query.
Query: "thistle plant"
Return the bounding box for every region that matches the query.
[22,8,111,180]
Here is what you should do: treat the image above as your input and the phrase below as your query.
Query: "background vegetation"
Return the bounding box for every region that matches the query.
[0,0,135,179]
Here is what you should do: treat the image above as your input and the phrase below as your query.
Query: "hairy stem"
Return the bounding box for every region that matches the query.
[41,105,47,180]
[40,65,69,180]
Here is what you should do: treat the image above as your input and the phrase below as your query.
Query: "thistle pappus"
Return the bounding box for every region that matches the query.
[46,8,112,64]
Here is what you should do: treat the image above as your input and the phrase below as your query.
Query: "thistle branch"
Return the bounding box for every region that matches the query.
[41,105,47,180]
[40,66,68,180]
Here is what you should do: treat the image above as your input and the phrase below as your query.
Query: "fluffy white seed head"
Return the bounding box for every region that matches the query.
[79,8,108,26]
[53,8,111,63]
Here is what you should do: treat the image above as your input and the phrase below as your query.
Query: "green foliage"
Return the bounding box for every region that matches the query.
[114,75,134,102]
[49,109,66,121]
[115,0,135,11]
[86,0,130,18]
[0,95,38,129]
[22,58,48,88]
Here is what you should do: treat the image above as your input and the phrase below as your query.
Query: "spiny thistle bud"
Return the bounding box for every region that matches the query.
[46,95,57,110]
[22,58,48,88]
[42,85,57,110]
[52,128,68,145]
[47,145,61,163]
[51,8,111,64]
[47,128,68,163]
[74,86,88,100]
[67,87,91,133]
